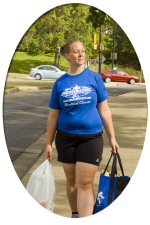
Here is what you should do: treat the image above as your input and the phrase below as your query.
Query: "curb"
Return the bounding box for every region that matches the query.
[5,86,51,94]
[13,133,46,180]
[5,87,19,95]
[5,82,145,95]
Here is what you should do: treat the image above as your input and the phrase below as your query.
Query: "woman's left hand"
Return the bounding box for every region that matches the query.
[109,137,120,153]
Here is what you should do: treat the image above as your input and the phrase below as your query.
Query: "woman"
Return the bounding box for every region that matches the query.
[45,39,119,218]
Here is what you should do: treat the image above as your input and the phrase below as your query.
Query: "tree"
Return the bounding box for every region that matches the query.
[87,7,107,73]
[17,4,140,70]
[17,4,94,57]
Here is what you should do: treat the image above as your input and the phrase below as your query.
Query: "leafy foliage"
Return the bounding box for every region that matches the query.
[17,4,141,70]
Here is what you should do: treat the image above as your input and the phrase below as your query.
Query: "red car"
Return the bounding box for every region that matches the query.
[102,70,140,84]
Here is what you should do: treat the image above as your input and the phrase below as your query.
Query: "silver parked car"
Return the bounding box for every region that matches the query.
[30,65,66,80]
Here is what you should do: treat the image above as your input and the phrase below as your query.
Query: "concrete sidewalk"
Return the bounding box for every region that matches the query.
[21,87,147,217]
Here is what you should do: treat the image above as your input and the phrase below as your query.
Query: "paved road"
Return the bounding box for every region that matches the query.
[3,90,50,161]
[3,84,145,164]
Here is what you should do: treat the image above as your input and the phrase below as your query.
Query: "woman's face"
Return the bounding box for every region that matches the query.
[65,41,86,66]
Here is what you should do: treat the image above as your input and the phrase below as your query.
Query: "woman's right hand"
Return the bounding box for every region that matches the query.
[46,144,53,162]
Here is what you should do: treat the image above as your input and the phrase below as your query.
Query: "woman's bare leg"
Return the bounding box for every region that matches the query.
[62,163,77,213]
[76,162,98,217]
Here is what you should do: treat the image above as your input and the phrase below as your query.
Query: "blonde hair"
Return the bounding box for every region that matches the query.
[60,39,84,56]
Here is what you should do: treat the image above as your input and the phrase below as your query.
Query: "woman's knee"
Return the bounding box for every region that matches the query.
[62,163,76,185]
[76,162,97,191]
[66,175,76,186]
[76,178,93,191]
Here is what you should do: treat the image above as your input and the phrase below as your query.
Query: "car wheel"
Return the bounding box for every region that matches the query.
[129,79,135,85]
[105,77,111,83]
[35,74,42,80]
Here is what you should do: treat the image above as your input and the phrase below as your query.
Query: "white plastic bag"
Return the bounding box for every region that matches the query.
[26,160,55,211]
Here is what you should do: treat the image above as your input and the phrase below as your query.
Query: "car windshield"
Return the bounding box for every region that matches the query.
[109,70,126,75]
[117,71,126,75]
[47,67,58,71]
[38,66,48,70]
[38,66,58,71]
[109,70,117,74]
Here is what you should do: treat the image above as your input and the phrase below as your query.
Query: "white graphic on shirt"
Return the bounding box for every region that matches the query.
[61,85,92,107]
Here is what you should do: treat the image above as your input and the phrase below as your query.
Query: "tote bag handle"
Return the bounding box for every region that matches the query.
[102,153,113,175]
[103,152,125,176]
[108,152,125,204]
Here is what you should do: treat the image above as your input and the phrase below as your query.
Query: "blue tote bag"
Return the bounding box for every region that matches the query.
[93,152,130,213]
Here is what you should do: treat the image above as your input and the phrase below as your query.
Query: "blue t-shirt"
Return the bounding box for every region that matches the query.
[49,69,108,134]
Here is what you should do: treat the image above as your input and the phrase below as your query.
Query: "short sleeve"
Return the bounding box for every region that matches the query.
[49,81,60,109]
[95,74,108,103]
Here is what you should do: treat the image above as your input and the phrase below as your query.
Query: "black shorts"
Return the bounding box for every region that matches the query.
[55,129,104,166]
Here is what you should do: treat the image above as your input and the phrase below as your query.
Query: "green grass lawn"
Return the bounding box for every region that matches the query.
[8,51,69,74]
[8,51,144,82]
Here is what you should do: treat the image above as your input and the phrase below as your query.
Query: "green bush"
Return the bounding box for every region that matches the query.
[28,39,41,56]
